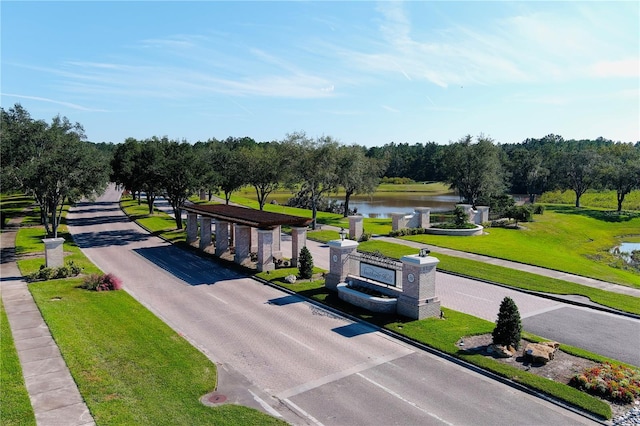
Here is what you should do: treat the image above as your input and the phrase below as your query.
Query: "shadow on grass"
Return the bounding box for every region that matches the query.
[547,205,640,222]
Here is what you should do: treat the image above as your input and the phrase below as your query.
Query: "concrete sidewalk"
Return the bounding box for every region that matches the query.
[1,221,94,426]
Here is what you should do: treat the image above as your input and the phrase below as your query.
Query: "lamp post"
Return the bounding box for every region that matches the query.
[419,248,430,257]
[339,227,346,241]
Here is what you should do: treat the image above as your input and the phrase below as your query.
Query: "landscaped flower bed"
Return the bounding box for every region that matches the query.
[569,362,640,404]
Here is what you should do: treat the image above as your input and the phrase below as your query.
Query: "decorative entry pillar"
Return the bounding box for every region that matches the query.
[234,225,251,265]
[186,212,198,244]
[291,226,307,267]
[415,207,431,228]
[398,254,441,320]
[43,238,65,268]
[257,229,274,272]
[215,220,229,256]
[199,217,212,250]
[348,216,363,241]
[325,239,359,291]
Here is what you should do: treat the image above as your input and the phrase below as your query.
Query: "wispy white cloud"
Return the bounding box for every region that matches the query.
[381,104,400,113]
[0,92,108,111]
[590,58,640,78]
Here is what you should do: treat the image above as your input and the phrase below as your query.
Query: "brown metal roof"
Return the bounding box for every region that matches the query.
[181,204,312,230]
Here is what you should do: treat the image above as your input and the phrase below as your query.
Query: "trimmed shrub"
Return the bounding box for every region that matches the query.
[532,204,545,214]
[453,206,468,227]
[298,246,313,279]
[492,297,522,349]
[26,261,82,282]
[81,273,122,291]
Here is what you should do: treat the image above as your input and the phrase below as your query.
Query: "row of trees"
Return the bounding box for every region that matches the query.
[110,132,386,229]
[1,104,110,237]
[371,135,640,210]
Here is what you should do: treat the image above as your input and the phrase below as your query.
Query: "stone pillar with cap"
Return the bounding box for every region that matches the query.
[43,238,65,268]
[186,212,198,244]
[415,207,431,228]
[325,239,359,291]
[257,229,274,271]
[291,226,307,267]
[391,213,408,231]
[272,225,282,259]
[348,215,363,240]
[398,253,441,320]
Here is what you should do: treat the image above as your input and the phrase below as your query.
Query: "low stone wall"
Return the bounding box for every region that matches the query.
[337,283,398,314]
[422,225,483,236]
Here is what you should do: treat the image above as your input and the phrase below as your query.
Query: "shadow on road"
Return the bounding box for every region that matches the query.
[267,295,302,306]
[72,230,151,248]
[133,246,246,286]
[67,215,131,227]
[332,323,376,338]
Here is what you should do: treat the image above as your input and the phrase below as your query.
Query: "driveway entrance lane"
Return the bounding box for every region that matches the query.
[523,306,640,367]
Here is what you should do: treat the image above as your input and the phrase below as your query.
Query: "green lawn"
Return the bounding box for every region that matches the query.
[539,189,640,212]
[119,198,186,243]
[255,270,612,420]
[29,278,284,425]
[402,206,640,287]
[0,301,37,426]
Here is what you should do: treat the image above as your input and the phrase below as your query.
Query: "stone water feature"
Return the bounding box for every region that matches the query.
[325,238,441,320]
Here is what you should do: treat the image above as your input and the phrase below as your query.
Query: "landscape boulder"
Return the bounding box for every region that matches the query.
[487,344,516,358]
[523,341,560,364]
[284,274,297,284]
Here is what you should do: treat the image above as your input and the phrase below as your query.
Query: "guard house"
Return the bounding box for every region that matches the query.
[181,204,312,272]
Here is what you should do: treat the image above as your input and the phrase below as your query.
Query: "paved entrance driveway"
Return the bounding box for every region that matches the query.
[66,186,596,425]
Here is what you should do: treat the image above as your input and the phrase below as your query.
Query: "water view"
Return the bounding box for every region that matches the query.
[611,242,640,264]
[328,193,461,218]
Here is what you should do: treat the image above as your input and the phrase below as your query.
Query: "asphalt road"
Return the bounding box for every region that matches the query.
[66,186,601,425]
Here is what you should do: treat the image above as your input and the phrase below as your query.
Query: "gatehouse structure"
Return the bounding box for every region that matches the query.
[181,204,312,272]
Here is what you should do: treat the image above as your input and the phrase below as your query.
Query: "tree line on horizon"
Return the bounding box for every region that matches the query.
[2,103,639,234]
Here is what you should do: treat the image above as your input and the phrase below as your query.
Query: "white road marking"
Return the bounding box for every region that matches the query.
[455,291,493,302]
[283,398,325,426]
[279,331,314,351]
[207,293,228,304]
[356,373,453,425]
[248,389,282,418]
[277,350,413,399]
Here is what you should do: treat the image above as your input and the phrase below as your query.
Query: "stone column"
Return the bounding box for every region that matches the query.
[199,217,212,250]
[348,215,363,241]
[476,206,490,224]
[391,213,408,231]
[257,229,275,272]
[272,226,282,259]
[234,225,251,265]
[215,220,229,256]
[186,213,198,244]
[398,254,441,320]
[291,226,307,267]
[325,239,359,291]
[415,207,431,228]
[43,238,65,268]
[251,227,258,253]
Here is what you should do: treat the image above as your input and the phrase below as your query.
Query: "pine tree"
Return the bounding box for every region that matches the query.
[298,246,313,279]
[492,297,522,349]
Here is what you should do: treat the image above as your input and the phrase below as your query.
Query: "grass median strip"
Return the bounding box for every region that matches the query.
[29,277,285,425]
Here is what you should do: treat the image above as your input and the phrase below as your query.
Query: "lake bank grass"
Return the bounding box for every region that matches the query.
[402,205,640,287]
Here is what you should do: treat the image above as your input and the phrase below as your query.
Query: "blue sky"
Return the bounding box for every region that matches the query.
[2,1,638,147]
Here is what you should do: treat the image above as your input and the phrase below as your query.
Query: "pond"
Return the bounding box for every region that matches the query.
[611,242,640,264]
[328,193,461,218]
